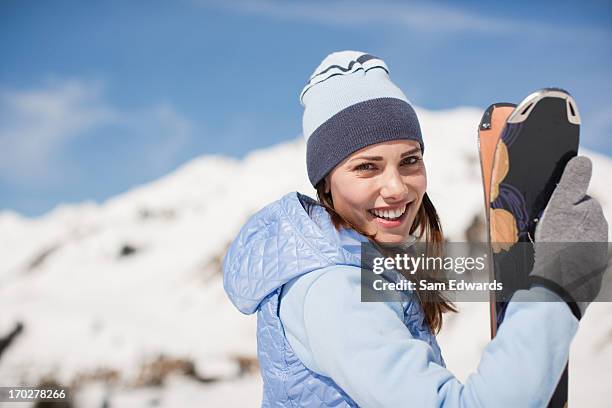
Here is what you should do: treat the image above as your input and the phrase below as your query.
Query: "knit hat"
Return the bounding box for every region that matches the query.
[300,50,424,187]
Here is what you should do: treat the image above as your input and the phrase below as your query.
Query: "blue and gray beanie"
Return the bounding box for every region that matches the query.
[300,50,424,187]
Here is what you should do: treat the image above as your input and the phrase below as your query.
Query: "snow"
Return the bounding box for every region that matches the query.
[0,105,610,407]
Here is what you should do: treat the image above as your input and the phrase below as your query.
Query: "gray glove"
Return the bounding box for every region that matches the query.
[530,156,609,319]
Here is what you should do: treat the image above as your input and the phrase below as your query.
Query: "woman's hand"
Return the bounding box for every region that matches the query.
[530,156,609,319]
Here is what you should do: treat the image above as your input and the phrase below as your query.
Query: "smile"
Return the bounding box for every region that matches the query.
[367,203,409,221]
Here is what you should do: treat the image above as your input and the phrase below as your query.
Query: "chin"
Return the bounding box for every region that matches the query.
[374,231,410,244]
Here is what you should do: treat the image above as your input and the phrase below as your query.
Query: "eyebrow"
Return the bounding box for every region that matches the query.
[349,147,422,163]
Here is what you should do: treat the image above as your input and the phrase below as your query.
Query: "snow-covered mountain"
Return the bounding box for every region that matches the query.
[1,106,611,407]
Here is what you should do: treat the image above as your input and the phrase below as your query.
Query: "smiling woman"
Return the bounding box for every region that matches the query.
[222,50,607,407]
[320,140,426,243]
[313,138,456,334]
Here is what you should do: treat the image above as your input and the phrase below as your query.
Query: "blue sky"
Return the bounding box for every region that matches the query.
[1,0,611,216]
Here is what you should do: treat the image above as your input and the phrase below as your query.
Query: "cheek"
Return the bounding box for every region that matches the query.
[407,173,427,216]
[329,179,373,224]
[416,174,427,196]
[413,167,427,196]
[335,184,371,213]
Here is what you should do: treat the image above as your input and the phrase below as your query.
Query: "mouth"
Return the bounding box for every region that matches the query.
[367,203,411,227]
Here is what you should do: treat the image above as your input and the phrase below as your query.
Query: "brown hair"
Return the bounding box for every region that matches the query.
[315,181,457,334]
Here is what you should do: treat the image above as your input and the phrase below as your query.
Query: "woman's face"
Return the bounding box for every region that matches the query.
[325,139,426,243]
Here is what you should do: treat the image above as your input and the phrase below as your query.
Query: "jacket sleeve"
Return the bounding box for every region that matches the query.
[279,265,578,408]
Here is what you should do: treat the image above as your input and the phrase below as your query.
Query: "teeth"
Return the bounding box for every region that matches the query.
[371,204,407,220]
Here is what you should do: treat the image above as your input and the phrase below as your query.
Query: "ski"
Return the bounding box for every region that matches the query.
[478,89,580,407]
[477,102,516,338]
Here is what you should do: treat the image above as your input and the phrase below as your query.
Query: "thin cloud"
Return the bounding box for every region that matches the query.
[199,0,611,39]
[0,80,116,182]
[123,103,194,174]
[0,79,194,187]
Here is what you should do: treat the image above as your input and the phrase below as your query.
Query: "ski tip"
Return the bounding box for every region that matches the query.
[507,88,580,126]
[542,86,571,96]
[479,102,516,131]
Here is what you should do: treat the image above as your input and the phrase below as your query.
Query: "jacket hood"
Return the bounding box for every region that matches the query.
[223,191,363,314]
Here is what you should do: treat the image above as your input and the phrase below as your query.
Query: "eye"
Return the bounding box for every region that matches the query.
[401,156,422,166]
[354,162,376,172]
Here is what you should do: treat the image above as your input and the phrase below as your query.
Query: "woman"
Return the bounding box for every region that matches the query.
[222,51,608,407]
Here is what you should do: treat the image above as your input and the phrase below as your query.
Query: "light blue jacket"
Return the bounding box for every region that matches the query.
[223,191,578,407]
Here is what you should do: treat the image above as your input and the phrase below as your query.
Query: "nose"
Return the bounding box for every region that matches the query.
[380,167,409,201]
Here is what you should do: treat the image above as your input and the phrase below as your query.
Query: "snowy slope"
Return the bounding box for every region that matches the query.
[0,106,611,407]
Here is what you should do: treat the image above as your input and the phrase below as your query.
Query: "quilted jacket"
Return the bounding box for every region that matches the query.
[223,191,443,407]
